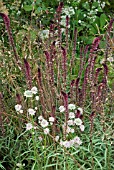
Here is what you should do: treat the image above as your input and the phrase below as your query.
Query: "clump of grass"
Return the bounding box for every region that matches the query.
[0,2,113,170]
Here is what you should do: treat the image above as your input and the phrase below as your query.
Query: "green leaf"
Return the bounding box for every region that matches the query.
[23,5,33,11]
[0,163,6,170]
[100,13,107,28]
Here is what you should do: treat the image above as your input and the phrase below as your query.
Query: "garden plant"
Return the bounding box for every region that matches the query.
[0,1,114,170]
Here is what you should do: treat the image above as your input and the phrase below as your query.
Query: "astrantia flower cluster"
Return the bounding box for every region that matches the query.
[24,86,39,99]
[60,136,82,148]
[38,115,55,135]
[15,104,23,114]
[58,104,85,148]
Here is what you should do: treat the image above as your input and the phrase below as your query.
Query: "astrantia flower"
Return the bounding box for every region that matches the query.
[67,119,74,126]
[39,29,49,40]
[19,109,23,114]
[31,86,38,94]
[49,117,55,122]
[40,119,49,128]
[35,96,39,101]
[73,136,82,145]
[66,126,71,134]
[78,20,81,24]
[28,108,36,116]
[15,104,22,112]
[63,140,71,148]
[26,123,33,130]
[80,124,85,131]
[35,107,37,110]
[68,104,76,110]
[55,136,59,142]
[77,107,83,115]
[107,57,114,62]
[70,128,75,133]
[24,90,33,97]
[74,118,82,126]
[38,136,43,141]
[44,128,50,134]
[69,112,75,119]
[38,115,43,121]
[59,105,66,112]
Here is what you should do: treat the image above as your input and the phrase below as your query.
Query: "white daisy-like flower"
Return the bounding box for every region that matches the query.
[68,104,76,110]
[49,117,55,122]
[44,128,50,134]
[69,112,75,119]
[40,119,49,128]
[59,105,66,112]
[24,90,33,97]
[28,108,36,116]
[26,123,33,131]
[15,104,22,112]
[35,96,39,101]
[80,124,85,131]
[74,118,82,126]
[31,86,38,94]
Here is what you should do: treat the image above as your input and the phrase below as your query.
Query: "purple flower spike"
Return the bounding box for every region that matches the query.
[107,19,114,32]
[24,58,32,89]
[0,13,19,64]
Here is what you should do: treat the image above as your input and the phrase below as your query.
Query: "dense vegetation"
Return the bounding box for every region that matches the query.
[0,1,114,170]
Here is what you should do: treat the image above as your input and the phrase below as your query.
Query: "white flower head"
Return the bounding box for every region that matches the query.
[59,105,66,112]
[26,123,33,131]
[66,126,71,134]
[63,140,71,148]
[28,108,36,116]
[35,107,37,110]
[35,96,39,101]
[67,119,74,126]
[77,107,83,115]
[38,115,43,120]
[40,119,49,128]
[31,86,38,94]
[80,124,85,131]
[38,136,43,141]
[49,117,55,122]
[68,104,76,110]
[39,29,49,40]
[78,20,81,24]
[74,118,82,126]
[44,128,50,134]
[107,57,114,62]
[73,136,82,145]
[69,112,75,119]
[24,90,33,97]
[70,128,75,133]
[19,109,23,114]
[55,135,59,142]
[15,104,22,112]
